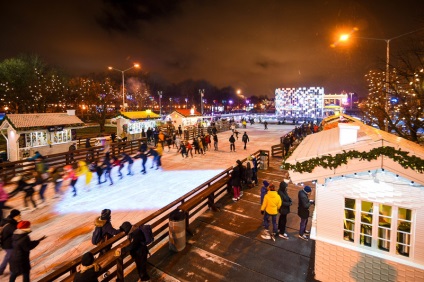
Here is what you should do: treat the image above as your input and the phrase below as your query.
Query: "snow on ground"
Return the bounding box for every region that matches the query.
[0,123,293,281]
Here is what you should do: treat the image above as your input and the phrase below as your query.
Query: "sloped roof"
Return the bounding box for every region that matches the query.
[2,113,84,130]
[171,109,202,117]
[119,111,160,120]
[286,118,424,185]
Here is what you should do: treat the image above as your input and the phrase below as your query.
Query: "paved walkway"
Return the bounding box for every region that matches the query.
[132,157,317,282]
[1,122,311,281]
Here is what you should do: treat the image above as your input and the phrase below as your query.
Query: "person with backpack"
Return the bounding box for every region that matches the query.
[0,209,21,276]
[9,220,47,282]
[116,222,151,281]
[93,209,120,256]
[73,252,101,282]
[242,132,250,150]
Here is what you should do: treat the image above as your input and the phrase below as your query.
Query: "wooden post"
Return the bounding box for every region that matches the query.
[116,256,125,281]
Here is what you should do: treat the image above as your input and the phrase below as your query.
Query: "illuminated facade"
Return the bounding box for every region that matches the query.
[275,87,325,118]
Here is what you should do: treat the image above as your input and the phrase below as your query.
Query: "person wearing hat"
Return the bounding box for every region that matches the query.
[277,181,292,239]
[260,180,270,205]
[94,209,120,256]
[260,184,282,239]
[73,252,101,282]
[9,221,46,282]
[298,186,314,241]
[0,209,21,275]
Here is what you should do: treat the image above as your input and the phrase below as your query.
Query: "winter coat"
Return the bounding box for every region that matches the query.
[9,229,40,275]
[0,184,8,202]
[278,182,292,215]
[73,263,101,282]
[94,217,120,240]
[122,229,150,281]
[229,135,236,143]
[122,153,134,164]
[231,165,243,187]
[298,190,311,219]
[260,185,268,204]
[0,216,19,249]
[261,191,282,215]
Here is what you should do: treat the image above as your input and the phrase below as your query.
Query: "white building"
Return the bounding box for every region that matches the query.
[285,115,424,281]
[0,110,84,161]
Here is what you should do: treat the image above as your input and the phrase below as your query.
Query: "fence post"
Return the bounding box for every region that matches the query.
[116,256,125,281]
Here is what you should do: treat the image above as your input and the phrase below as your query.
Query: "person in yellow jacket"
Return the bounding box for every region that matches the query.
[77,161,93,192]
[260,183,282,239]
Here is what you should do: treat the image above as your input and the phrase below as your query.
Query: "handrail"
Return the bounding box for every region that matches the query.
[38,149,268,281]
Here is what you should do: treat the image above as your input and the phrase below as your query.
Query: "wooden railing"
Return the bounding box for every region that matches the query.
[0,139,144,183]
[37,149,269,282]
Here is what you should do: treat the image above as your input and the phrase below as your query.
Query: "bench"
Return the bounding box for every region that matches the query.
[178,175,231,234]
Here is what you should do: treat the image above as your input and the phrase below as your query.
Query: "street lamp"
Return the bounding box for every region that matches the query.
[338,28,424,131]
[108,63,140,111]
[199,89,205,115]
[349,93,354,110]
[158,91,163,115]
[185,97,188,109]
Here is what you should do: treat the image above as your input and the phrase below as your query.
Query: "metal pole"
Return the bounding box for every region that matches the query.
[122,71,125,111]
[158,91,162,116]
[385,40,390,132]
[199,89,204,115]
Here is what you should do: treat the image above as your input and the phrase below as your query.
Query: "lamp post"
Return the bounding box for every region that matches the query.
[158,91,163,115]
[185,97,188,109]
[349,93,355,110]
[108,63,140,111]
[339,28,424,131]
[199,89,204,115]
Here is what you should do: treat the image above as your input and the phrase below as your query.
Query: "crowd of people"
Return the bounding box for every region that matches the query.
[0,120,314,280]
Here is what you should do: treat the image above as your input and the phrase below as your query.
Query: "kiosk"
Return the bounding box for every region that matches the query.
[0,110,84,161]
[115,110,161,140]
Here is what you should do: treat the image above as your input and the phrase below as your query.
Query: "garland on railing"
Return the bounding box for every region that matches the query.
[282,146,424,174]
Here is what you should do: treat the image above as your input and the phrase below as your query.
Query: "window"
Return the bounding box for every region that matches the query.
[360,201,373,247]
[397,208,412,257]
[343,198,356,242]
[343,198,412,258]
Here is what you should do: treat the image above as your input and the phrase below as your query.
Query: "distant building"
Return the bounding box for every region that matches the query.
[115,110,161,140]
[275,87,324,118]
[275,87,349,118]
[286,114,424,281]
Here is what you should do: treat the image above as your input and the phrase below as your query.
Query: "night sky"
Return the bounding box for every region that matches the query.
[1,0,423,98]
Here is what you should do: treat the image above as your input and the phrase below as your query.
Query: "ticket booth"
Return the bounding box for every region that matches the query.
[0,110,84,161]
[115,110,161,140]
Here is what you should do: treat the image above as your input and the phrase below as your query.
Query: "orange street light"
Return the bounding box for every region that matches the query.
[108,63,141,111]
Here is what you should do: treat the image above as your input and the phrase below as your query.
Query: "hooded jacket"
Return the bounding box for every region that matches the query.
[94,217,120,240]
[261,190,282,215]
[278,182,292,215]
[9,229,40,274]
[0,216,19,249]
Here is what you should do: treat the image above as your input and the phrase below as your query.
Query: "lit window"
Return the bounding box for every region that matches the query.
[360,201,373,247]
[397,208,412,257]
[343,198,356,242]
[343,198,413,258]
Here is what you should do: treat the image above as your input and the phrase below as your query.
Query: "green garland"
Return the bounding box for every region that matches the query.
[282,146,424,174]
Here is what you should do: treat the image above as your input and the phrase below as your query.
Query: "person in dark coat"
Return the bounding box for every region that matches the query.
[116,222,150,281]
[0,209,21,275]
[250,155,258,186]
[298,186,314,241]
[94,209,120,256]
[73,252,101,282]
[242,132,249,150]
[229,134,236,152]
[121,153,134,175]
[8,176,37,211]
[102,152,113,185]
[231,160,244,201]
[9,221,46,282]
[277,181,292,239]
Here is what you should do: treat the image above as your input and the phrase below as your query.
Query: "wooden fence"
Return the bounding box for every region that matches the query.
[38,150,269,282]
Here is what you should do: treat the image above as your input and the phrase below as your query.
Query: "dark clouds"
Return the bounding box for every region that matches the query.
[0,0,423,97]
